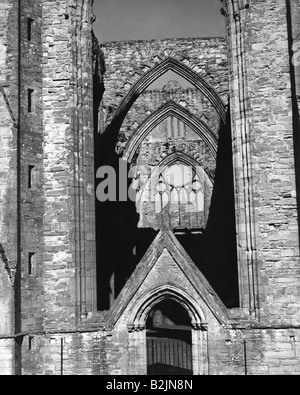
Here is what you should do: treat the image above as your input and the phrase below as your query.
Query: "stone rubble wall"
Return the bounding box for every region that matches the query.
[101,37,229,128]
[0,0,19,376]
[245,0,300,324]
[290,0,300,109]
[1,0,300,376]
[0,0,99,375]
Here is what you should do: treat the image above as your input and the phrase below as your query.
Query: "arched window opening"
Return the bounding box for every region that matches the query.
[146,299,193,376]
[131,111,215,233]
[94,45,238,312]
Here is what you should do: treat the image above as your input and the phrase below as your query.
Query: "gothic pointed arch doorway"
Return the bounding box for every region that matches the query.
[124,284,210,375]
[146,299,193,375]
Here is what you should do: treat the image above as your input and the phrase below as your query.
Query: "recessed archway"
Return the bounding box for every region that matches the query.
[106,57,227,137]
[146,299,193,375]
[146,151,215,184]
[135,151,214,231]
[123,101,218,163]
[127,285,209,376]
[95,41,234,313]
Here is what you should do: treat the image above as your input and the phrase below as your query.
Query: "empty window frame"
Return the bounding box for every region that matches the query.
[27,89,34,113]
[28,252,36,276]
[28,336,35,351]
[28,165,36,189]
[27,18,34,41]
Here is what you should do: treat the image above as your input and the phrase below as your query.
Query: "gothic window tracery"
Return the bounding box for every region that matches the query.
[136,161,209,231]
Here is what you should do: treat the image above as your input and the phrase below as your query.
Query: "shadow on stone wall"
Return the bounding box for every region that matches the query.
[171,108,239,308]
[95,155,140,310]
[94,104,239,310]
[286,0,300,247]
[200,108,239,308]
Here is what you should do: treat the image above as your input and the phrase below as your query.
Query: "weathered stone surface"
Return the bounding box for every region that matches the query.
[0,0,300,376]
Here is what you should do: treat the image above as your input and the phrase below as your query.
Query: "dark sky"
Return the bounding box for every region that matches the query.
[93,0,226,43]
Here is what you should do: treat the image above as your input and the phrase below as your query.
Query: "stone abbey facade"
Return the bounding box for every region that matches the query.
[0,0,300,375]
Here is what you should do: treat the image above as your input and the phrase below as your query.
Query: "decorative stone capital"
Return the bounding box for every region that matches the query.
[128,324,146,333]
[192,322,208,331]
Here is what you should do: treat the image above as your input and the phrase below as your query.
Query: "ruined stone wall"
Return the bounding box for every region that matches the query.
[217,1,300,376]
[290,0,300,105]
[243,0,300,324]
[0,0,20,375]
[98,37,228,240]
[0,0,100,375]
[1,0,300,377]
[18,325,300,375]
[19,0,44,337]
[92,5,300,375]
[19,0,100,373]
[101,37,229,130]
[117,87,221,153]
[37,0,97,328]
[223,0,300,323]
[98,230,300,376]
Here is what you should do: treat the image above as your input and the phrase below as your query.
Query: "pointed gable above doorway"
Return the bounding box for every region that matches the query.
[106,229,230,329]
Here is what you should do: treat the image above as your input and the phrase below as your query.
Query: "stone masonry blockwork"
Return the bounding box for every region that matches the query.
[0,0,300,375]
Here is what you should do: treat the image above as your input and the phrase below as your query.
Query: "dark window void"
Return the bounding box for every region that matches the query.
[28,252,36,275]
[146,300,193,376]
[27,18,34,41]
[28,165,35,189]
[28,89,34,113]
[28,336,34,351]
[95,158,148,309]
[175,110,240,308]
[95,109,239,310]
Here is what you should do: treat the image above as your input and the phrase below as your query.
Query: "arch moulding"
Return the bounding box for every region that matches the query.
[126,285,209,376]
[123,101,218,163]
[148,151,215,186]
[106,57,227,134]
